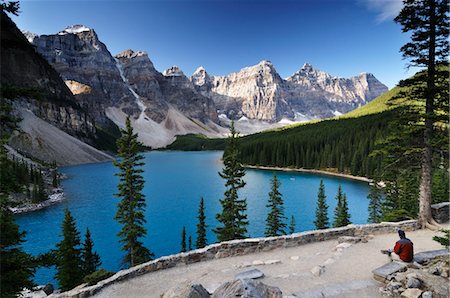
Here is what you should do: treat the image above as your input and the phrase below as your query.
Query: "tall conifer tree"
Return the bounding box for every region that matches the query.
[314,180,329,229]
[195,197,207,249]
[55,208,83,291]
[0,100,35,296]
[394,0,449,228]
[81,228,101,276]
[114,117,152,267]
[333,186,351,227]
[180,226,186,253]
[0,196,36,297]
[214,121,248,241]
[265,174,287,236]
[289,215,296,234]
[367,182,383,223]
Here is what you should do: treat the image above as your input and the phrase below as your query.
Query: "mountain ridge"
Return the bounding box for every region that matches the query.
[24,24,388,147]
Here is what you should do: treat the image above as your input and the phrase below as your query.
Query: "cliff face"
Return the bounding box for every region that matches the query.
[192,62,388,121]
[1,13,96,140]
[1,13,113,164]
[31,25,140,125]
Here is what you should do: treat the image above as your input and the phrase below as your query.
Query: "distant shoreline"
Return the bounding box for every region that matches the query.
[244,165,371,183]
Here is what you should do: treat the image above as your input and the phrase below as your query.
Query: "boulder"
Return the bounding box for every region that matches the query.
[235,268,265,280]
[400,288,422,298]
[405,276,421,288]
[212,279,282,298]
[42,283,54,295]
[161,283,210,298]
[311,265,326,277]
[421,291,433,298]
[414,249,450,265]
[372,262,408,282]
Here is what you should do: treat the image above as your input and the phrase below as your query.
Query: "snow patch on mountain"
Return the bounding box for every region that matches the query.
[59,25,91,35]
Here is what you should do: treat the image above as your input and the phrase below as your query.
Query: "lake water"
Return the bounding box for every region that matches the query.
[15,151,370,285]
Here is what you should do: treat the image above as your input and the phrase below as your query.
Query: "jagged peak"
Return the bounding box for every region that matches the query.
[58,24,93,35]
[163,65,185,77]
[302,62,313,69]
[21,30,38,43]
[115,49,148,59]
[194,66,206,73]
[258,59,273,66]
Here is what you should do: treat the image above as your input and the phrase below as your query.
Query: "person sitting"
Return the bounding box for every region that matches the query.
[381,229,414,262]
[392,229,414,262]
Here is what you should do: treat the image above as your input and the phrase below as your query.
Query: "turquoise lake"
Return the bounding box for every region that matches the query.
[15,151,370,285]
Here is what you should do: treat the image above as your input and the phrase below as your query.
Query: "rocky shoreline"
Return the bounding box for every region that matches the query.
[244,165,372,183]
[10,190,66,214]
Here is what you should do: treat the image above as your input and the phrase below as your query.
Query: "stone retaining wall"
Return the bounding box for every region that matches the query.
[431,202,449,223]
[56,220,418,298]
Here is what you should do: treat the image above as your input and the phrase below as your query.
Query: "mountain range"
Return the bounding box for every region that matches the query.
[22,24,388,148]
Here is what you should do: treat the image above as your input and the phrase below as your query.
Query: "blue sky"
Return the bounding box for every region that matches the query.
[12,0,416,88]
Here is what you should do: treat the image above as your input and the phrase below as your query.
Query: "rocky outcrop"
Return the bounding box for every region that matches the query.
[285,63,389,118]
[192,61,388,121]
[212,279,282,298]
[192,61,287,121]
[0,12,112,153]
[377,254,450,297]
[161,284,210,298]
[31,25,139,125]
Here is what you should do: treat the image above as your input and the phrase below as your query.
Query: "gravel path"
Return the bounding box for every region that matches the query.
[93,228,446,298]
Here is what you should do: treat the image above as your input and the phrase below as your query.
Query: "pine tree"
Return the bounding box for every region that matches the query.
[114,117,152,267]
[314,180,329,229]
[289,215,296,234]
[394,0,449,228]
[81,228,101,277]
[367,181,383,223]
[195,197,207,249]
[265,174,287,237]
[180,226,186,253]
[333,185,351,227]
[214,121,248,241]
[52,171,58,188]
[1,1,20,15]
[188,236,192,251]
[55,208,84,291]
[0,196,36,297]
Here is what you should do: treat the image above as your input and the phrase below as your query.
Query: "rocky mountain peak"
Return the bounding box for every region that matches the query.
[163,66,185,77]
[191,66,210,87]
[58,24,93,35]
[21,30,38,43]
[301,62,314,70]
[116,49,148,59]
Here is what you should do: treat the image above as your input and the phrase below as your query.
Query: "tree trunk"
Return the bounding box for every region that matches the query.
[418,0,436,229]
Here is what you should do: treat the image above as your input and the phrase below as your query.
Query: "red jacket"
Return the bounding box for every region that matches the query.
[394,238,414,262]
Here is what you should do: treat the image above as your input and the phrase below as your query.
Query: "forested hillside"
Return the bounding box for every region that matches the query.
[238,112,389,177]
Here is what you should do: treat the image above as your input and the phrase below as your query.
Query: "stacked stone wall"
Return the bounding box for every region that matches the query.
[56,220,418,298]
